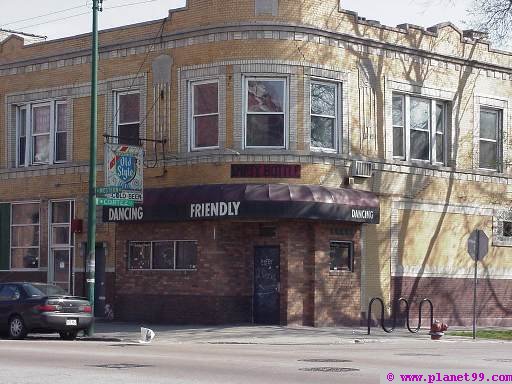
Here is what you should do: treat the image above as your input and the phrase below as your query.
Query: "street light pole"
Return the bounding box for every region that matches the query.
[86,0,102,336]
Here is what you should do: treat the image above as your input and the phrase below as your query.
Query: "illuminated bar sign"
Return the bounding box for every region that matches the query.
[231,164,300,179]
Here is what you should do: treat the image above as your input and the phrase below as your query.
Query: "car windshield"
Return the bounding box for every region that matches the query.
[23,283,67,297]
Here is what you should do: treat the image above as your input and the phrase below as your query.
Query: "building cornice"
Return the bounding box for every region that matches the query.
[0,22,510,79]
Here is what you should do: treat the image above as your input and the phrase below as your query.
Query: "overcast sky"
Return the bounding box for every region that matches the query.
[1,0,473,41]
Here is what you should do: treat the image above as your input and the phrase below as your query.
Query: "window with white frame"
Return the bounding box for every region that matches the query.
[310,81,338,151]
[115,91,140,146]
[50,201,74,292]
[128,240,197,270]
[16,101,69,167]
[190,81,219,149]
[392,93,448,164]
[10,203,40,269]
[245,78,286,148]
[479,108,503,171]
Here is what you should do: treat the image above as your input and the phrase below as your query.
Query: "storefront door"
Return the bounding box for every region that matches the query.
[51,250,71,293]
[253,246,280,324]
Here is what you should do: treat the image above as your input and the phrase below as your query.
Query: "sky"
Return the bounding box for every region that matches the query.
[0,0,473,41]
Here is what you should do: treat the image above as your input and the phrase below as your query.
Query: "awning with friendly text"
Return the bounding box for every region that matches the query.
[102,183,380,224]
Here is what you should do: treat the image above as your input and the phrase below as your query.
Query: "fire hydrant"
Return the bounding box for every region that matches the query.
[429,320,448,340]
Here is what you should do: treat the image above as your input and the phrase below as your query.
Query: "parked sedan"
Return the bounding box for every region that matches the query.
[0,282,93,340]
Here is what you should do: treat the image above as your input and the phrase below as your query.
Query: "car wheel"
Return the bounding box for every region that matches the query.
[59,331,78,341]
[8,316,27,340]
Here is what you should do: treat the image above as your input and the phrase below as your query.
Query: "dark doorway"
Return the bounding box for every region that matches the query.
[94,244,106,317]
[253,246,280,325]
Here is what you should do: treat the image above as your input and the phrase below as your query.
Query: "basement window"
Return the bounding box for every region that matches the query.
[128,240,197,270]
[329,241,353,272]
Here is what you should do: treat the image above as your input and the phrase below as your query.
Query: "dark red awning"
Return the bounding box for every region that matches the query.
[103,184,380,224]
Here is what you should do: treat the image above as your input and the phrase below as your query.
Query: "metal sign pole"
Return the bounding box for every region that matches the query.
[472,231,479,340]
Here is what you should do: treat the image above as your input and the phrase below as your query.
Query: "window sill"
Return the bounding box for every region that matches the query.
[311,147,338,154]
[329,269,353,274]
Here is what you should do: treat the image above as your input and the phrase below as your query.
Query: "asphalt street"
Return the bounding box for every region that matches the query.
[0,334,511,384]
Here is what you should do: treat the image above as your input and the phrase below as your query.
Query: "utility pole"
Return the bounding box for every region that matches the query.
[86,0,102,336]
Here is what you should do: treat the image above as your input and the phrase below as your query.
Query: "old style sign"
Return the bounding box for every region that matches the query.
[104,143,143,203]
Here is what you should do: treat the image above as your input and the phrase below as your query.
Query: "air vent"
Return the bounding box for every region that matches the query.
[351,161,373,178]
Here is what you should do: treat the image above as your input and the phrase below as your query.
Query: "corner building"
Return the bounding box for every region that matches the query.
[1,0,511,326]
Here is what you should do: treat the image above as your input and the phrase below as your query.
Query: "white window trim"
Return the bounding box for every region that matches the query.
[478,107,503,172]
[54,101,69,164]
[188,79,220,151]
[434,101,448,165]
[243,76,288,150]
[16,105,29,168]
[113,89,141,144]
[48,200,75,291]
[310,79,340,153]
[31,102,53,165]
[10,201,41,271]
[128,240,198,271]
[16,100,69,167]
[392,93,448,165]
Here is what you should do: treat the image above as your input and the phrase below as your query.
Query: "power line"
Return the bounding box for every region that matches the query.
[11,11,92,31]
[103,0,158,11]
[5,0,164,32]
[1,2,89,29]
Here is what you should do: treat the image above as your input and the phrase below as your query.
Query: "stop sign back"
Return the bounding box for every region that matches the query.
[467,229,489,261]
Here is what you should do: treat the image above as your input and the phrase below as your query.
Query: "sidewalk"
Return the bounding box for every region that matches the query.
[83,321,467,345]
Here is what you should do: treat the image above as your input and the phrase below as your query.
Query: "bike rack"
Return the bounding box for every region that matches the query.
[367,297,434,335]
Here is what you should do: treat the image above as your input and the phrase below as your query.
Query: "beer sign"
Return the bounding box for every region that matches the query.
[104,143,143,203]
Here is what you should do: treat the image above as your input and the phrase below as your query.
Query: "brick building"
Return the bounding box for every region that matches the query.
[0,0,511,326]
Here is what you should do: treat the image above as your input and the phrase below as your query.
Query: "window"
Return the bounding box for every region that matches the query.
[128,240,197,270]
[245,78,286,148]
[190,81,219,149]
[11,203,40,269]
[479,108,502,171]
[311,81,338,151]
[392,93,447,164]
[0,285,21,302]
[55,103,69,162]
[329,241,353,272]
[503,221,512,238]
[115,91,140,145]
[16,101,69,166]
[50,201,74,292]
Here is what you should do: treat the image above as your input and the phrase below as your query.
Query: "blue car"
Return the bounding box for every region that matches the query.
[0,282,93,340]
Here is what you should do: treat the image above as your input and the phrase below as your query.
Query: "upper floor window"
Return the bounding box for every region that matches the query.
[311,81,338,151]
[392,94,447,164]
[245,78,286,148]
[16,101,69,167]
[479,108,503,171]
[190,81,219,150]
[115,91,140,146]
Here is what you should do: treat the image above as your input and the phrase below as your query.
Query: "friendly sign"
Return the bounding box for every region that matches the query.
[104,143,143,202]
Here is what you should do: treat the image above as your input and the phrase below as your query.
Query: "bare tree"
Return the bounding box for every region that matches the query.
[466,0,512,45]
